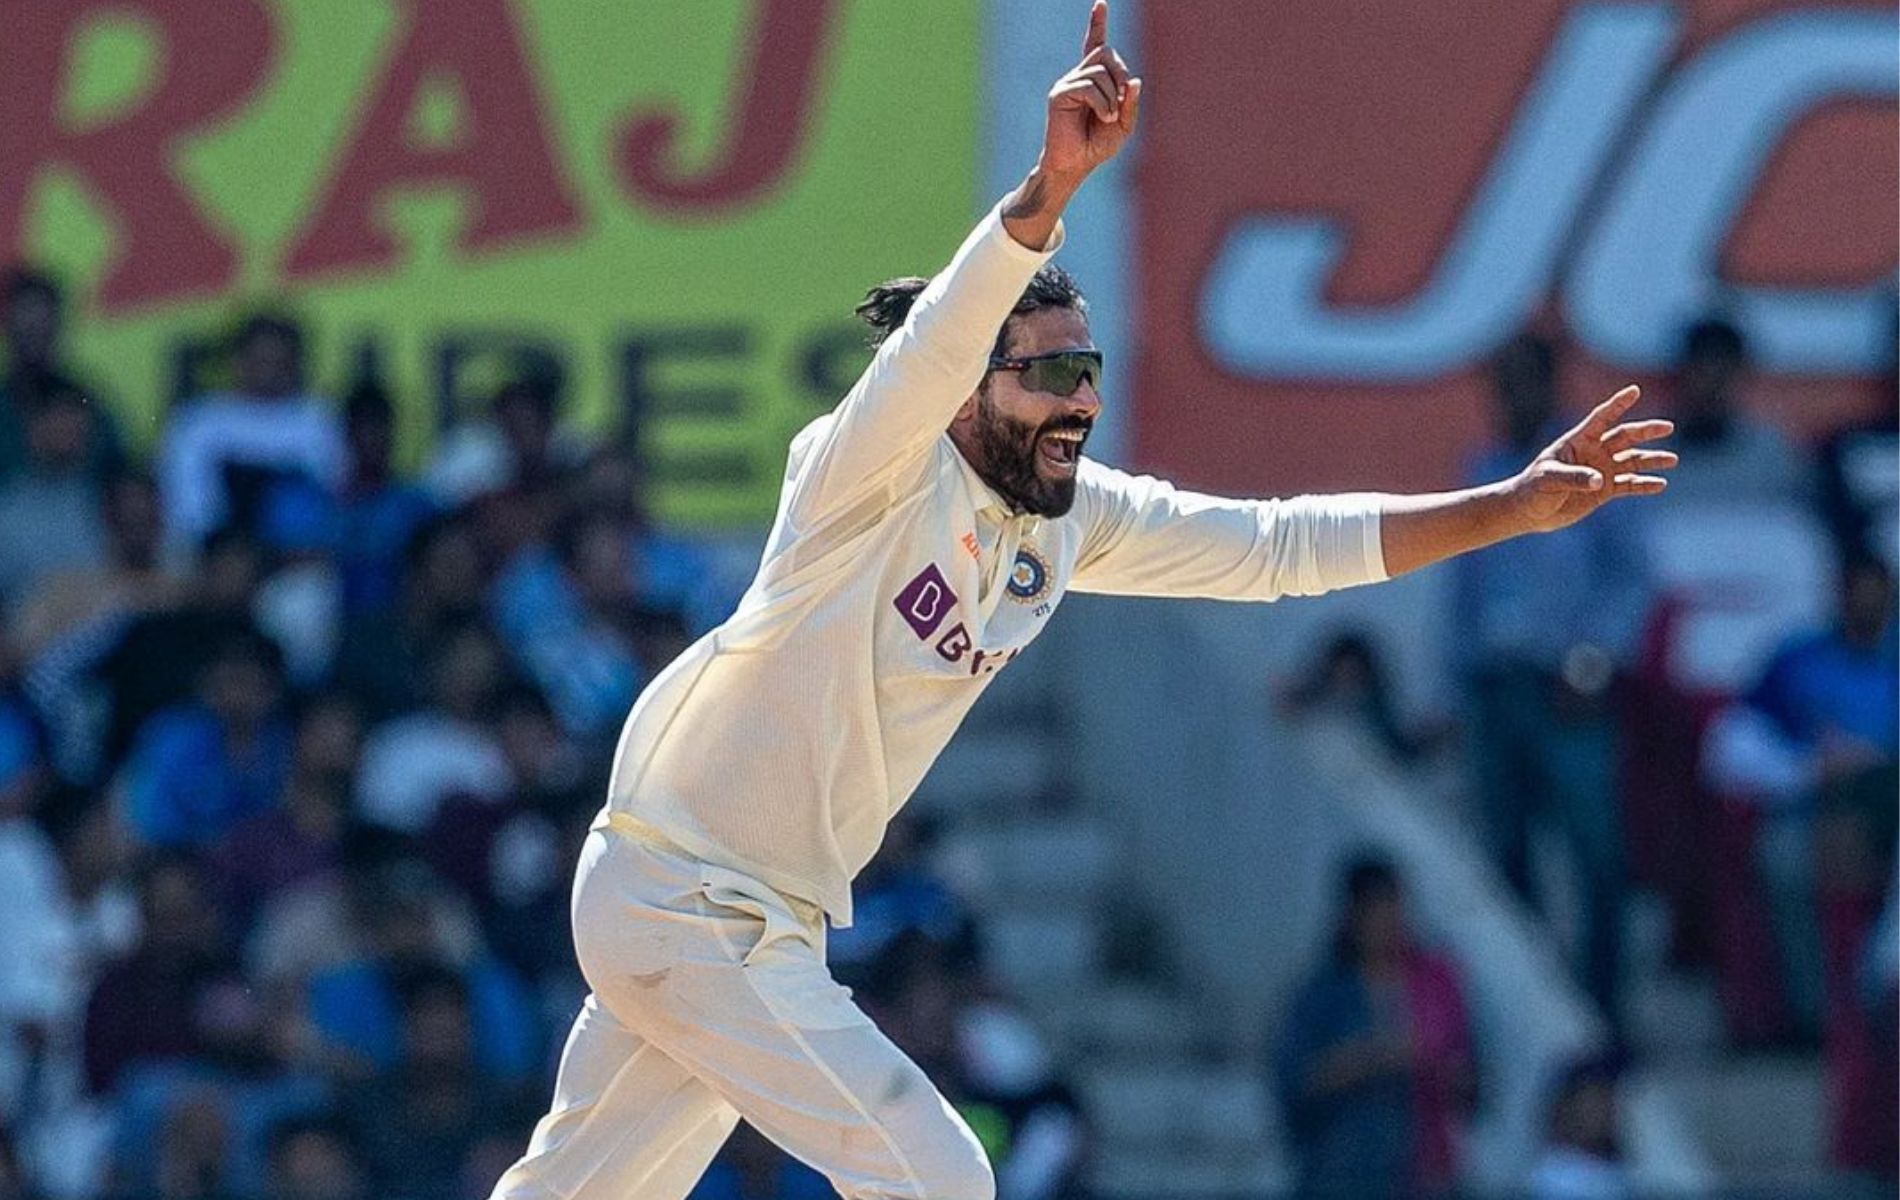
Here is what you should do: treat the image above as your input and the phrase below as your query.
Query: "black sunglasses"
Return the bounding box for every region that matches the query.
[987,349,1103,397]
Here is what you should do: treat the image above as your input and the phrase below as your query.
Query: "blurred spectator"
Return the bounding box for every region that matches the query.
[423,686,588,988]
[1451,332,1648,1018]
[342,967,535,1198]
[689,1124,832,1200]
[1702,553,1898,1038]
[109,975,327,1200]
[93,528,271,770]
[489,506,656,741]
[960,999,1089,1200]
[0,378,112,616]
[43,797,141,981]
[426,374,584,507]
[264,1116,367,1200]
[1273,856,1474,1200]
[1660,315,1811,506]
[11,469,183,663]
[0,267,123,483]
[335,379,434,618]
[861,930,1088,1200]
[212,771,349,937]
[252,479,345,689]
[568,446,743,636]
[159,314,344,553]
[354,622,513,834]
[1526,1055,1630,1200]
[244,827,441,991]
[829,815,973,993]
[115,630,293,850]
[1280,631,1455,769]
[303,860,538,1085]
[0,671,65,1117]
[332,514,486,722]
[1817,296,1898,567]
[83,856,233,1098]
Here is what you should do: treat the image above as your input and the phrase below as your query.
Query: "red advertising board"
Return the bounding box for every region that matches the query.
[1135,1,1897,497]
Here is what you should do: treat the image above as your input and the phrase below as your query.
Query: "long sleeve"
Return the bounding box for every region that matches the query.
[1069,460,1387,601]
[783,202,1063,531]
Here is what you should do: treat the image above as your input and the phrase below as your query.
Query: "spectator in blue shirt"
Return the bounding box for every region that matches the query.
[344,966,535,1200]
[335,379,434,619]
[304,860,539,1085]
[1450,332,1650,1020]
[1704,552,1898,1037]
[116,631,293,850]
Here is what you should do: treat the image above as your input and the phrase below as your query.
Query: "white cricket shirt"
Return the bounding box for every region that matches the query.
[603,202,1389,924]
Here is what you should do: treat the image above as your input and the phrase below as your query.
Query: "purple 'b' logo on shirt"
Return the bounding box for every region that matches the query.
[893,564,957,639]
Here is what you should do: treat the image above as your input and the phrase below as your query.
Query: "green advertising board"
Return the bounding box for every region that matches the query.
[0,0,981,527]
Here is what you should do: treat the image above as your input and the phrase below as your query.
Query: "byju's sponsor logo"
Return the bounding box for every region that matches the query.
[893,563,957,639]
[892,563,1023,678]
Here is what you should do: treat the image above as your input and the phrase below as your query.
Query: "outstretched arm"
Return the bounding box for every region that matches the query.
[1068,388,1674,603]
[1379,385,1677,576]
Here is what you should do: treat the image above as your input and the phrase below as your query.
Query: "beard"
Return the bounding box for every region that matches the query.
[968,389,1086,517]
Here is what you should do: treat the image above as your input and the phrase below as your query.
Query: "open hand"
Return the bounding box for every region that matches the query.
[1509,385,1678,534]
[1040,1,1143,178]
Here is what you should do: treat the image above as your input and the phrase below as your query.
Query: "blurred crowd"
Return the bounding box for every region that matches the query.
[0,250,1891,1200]
[0,268,1089,1200]
[1273,310,1896,1198]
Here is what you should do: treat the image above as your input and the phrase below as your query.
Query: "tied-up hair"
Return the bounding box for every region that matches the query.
[854,264,1086,357]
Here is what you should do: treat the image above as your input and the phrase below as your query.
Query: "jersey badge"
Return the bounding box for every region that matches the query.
[1006,541,1054,605]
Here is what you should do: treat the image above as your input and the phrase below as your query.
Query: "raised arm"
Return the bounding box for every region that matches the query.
[1379,385,1677,576]
[1002,0,1143,250]
[783,2,1141,529]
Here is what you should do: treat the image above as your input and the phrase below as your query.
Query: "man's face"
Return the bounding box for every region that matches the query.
[956,306,1101,518]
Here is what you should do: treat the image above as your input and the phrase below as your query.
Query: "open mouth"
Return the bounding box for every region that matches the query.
[1037,427,1085,472]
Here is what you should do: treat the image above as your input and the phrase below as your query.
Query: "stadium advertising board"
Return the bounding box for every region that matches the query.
[0,0,981,526]
[1138,1,1898,497]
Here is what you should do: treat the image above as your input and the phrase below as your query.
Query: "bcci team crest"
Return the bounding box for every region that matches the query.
[1006,542,1053,604]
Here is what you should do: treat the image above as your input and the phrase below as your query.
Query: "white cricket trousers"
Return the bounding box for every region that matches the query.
[490,814,993,1199]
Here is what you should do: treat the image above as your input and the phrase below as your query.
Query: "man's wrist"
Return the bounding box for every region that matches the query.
[1027,158,1089,199]
[1001,163,1085,250]
[1492,474,1539,540]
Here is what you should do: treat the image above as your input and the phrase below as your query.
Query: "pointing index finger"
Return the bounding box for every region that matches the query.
[1083,0,1108,55]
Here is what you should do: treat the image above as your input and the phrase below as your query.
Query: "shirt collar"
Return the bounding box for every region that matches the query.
[952,440,1015,524]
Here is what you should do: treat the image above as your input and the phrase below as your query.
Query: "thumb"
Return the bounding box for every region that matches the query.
[1539,462,1604,491]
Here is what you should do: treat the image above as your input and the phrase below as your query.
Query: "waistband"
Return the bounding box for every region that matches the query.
[603,810,827,931]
